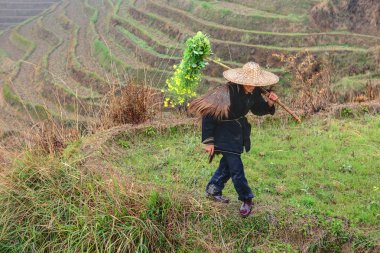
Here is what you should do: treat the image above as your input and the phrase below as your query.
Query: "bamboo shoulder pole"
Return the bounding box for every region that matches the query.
[210,59,302,123]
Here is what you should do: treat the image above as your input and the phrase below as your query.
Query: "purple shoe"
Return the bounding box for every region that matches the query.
[240,200,253,218]
[207,193,230,204]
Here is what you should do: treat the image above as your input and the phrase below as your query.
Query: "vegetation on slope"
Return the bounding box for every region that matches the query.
[0,1,379,252]
[2,83,49,120]
[0,116,379,252]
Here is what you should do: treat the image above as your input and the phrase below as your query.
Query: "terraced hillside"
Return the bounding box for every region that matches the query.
[0,0,61,31]
[0,0,379,134]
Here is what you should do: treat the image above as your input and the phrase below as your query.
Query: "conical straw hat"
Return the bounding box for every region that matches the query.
[223,62,279,86]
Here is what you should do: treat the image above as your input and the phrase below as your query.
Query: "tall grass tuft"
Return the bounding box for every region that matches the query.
[100,81,162,128]
[26,120,80,155]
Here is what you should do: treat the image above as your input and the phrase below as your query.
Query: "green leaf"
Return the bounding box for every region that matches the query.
[164,31,212,107]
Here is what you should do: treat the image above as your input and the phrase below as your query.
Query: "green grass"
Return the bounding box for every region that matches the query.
[40,30,63,70]
[0,152,186,252]
[130,3,372,53]
[84,0,99,24]
[115,25,180,60]
[92,24,176,86]
[113,13,180,50]
[84,0,100,41]
[195,0,307,22]
[36,22,101,108]
[333,73,380,91]
[114,0,124,14]
[250,43,368,52]
[113,10,267,71]
[117,116,380,230]
[2,82,85,125]
[6,1,60,62]
[222,0,321,16]
[330,71,380,101]
[136,3,379,39]
[222,0,321,15]
[0,47,8,58]
[9,30,36,56]
[68,26,108,94]
[69,27,82,69]
[2,83,49,120]
[7,29,37,78]
[3,83,22,106]
[1,116,379,252]
[93,38,129,73]
[85,0,126,78]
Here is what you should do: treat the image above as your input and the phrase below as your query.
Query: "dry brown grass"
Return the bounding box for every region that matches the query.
[26,120,80,155]
[273,51,336,115]
[98,80,163,128]
[1,70,164,153]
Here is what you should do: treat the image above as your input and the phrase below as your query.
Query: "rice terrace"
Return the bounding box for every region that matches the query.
[0,0,379,252]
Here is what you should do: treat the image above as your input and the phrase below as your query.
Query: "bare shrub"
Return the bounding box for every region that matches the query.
[99,81,162,128]
[273,51,336,115]
[27,120,80,155]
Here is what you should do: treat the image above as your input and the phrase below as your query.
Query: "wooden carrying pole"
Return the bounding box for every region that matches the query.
[211,59,302,123]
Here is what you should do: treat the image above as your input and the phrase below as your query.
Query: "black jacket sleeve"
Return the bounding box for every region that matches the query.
[250,91,275,116]
[201,115,218,144]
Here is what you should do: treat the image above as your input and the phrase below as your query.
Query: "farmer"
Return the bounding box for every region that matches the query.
[190,62,279,217]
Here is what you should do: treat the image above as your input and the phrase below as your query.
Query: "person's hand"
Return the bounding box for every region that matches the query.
[266,92,278,107]
[205,144,214,156]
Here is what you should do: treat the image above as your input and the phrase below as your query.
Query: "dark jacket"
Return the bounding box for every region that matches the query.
[202,83,275,154]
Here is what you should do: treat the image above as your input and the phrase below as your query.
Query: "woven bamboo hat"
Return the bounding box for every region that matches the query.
[223,62,279,86]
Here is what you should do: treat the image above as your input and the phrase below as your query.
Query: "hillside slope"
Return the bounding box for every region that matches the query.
[0,0,379,135]
[1,115,379,252]
[0,0,60,30]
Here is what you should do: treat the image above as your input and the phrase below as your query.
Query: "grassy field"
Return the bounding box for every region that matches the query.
[117,116,380,227]
[1,115,378,252]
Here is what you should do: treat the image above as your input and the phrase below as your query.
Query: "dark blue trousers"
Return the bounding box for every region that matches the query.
[206,152,254,201]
